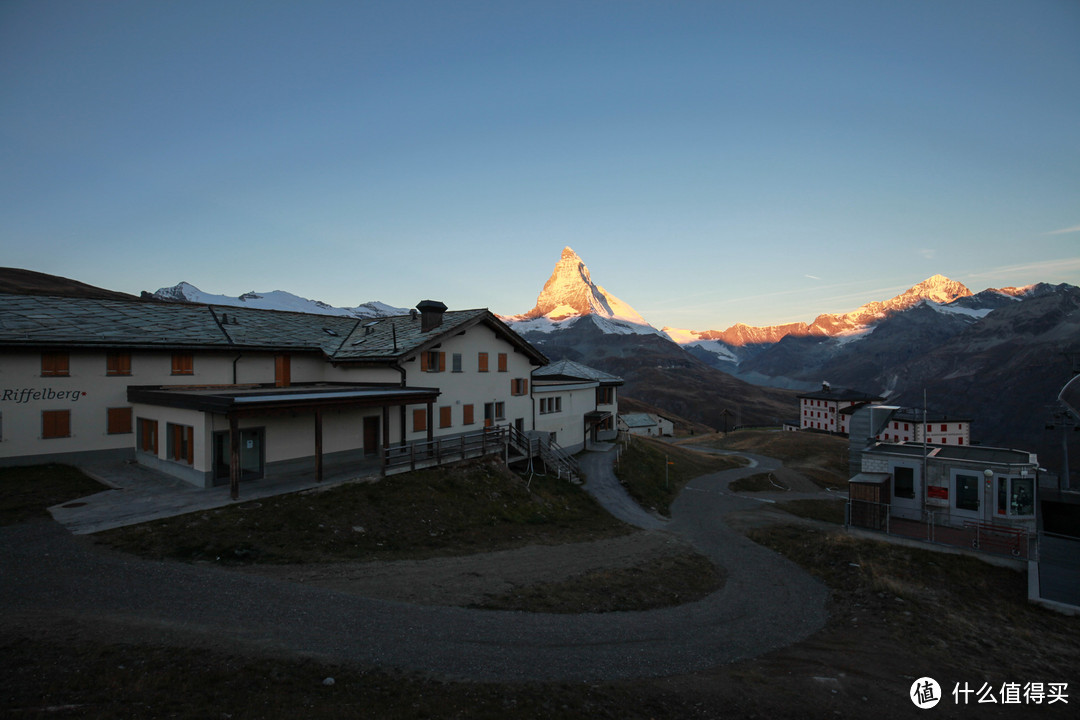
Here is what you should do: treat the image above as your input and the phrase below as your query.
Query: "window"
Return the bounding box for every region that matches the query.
[42,410,70,439]
[482,402,505,425]
[478,352,489,372]
[463,404,474,425]
[511,378,528,396]
[106,352,131,376]
[497,352,507,372]
[495,401,505,420]
[275,354,291,387]
[439,406,452,429]
[138,418,158,454]
[421,351,445,373]
[171,353,194,375]
[413,408,427,432]
[941,424,947,432]
[452,353,462,373]
[539,396,562,414]
[597,387,614,404]
[167,423,194,464]
[41,352,69,377]
[107,407,133,435]
[893,466,915,499]
[998,476,1034,517]
[955,473,980,512]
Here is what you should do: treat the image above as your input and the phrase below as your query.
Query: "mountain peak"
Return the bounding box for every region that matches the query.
[509,248,658,335]
[894,275,972,307]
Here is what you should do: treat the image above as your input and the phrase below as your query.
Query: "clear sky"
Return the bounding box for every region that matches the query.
[2,0,1078,331]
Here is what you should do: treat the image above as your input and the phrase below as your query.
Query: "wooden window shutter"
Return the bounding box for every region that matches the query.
[439,406,452,428]
[498,353,507,372]
[275,354,291,387]
[438,352,446,373]
[463,404,474,425]
[42,410,70,438]
[420,352,429,372]
[478,352,488,372]
[523,379,528,394]
[42,352,70,377]
[172,353,193,375]
[413,408,427,432]
[107,407,133,434]
[106,352,131,376]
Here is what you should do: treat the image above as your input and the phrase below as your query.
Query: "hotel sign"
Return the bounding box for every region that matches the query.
[1,388,86,404]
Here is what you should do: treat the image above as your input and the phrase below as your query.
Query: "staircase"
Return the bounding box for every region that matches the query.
[506,425,581,482]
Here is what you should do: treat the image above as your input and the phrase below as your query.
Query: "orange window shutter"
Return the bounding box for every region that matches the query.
[438,352,446,373]
[413,408,426,432]
[420,352,429,372]
[478,352,488,372]
[523,379,528,394]
[498,353,507,372]
[440,406,452,428]
[463,404,474,425]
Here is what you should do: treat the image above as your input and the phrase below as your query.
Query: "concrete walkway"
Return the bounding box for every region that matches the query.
[50,460,381,535]
[6,445,830,683]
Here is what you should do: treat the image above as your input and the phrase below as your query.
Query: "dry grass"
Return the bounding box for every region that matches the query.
[0,464,106,525]
[692,429,850,489]
[97,457,630,564]
[613,435,744,516]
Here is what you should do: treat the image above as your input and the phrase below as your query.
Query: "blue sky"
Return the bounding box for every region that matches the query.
[2,0,1078,330]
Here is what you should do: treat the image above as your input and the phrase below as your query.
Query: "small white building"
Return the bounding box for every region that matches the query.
[875,407,971,446]
[618,413,673,438]
[530,359,622,453]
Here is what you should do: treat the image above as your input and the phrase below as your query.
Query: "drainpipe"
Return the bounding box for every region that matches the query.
[232,354,243,384]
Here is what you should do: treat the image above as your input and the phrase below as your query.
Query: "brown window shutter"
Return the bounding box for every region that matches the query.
[420,352,429,372]
[463,404,474,425]
[413,408,427,432]
[438,352,446,373]
[523,379,528,394]
[478,352,488,372]
[275,354,291,387]
[107,407,133,434]
[43,410,70,438]
[498,353,507,372]
[440,406,452,428]
[42,352,70,377]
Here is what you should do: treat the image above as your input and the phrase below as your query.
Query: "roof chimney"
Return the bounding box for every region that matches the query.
[822,381,831,392]
[416,300,447,332]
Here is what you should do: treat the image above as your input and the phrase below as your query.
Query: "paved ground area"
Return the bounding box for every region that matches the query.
[4,446,830,682]
[49,459,380,535]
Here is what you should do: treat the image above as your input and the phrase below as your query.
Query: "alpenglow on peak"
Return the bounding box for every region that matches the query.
[505,247,657,335]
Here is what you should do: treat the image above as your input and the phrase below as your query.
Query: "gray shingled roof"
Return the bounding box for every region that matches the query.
[620,413,657,428]
[0,293,547,365]
[532,358,623,384]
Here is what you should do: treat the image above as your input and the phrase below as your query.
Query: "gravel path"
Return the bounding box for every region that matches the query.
[0,447,829,682]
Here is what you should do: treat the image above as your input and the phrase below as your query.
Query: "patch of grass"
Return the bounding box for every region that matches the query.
[696,430,849,489]
[471,552,725,613]
[729,472,786,492]
[613,436,743,516]
[0,464,106,526]
[96,457,630,564]
[776,498,846,524]
[746,525,1080,680]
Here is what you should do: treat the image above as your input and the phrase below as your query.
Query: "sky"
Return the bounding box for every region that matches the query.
[2,0,1078,331]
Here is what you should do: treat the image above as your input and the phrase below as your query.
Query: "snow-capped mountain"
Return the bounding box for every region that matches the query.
[150,282,406,318]
[505,247,661,336]
[665,274,974,348]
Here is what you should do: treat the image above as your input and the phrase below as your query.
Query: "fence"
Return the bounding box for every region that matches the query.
[382,427,506,475]
[846,499,1035,560]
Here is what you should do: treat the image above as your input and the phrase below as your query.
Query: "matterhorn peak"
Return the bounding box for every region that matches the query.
[508,247,658,335]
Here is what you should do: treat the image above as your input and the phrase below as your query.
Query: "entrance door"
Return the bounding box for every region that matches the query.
[363,416,380,456]
[214,428,265,482]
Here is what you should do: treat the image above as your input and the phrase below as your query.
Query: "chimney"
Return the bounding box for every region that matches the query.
[822,381,831,392]
[416,300,447,332]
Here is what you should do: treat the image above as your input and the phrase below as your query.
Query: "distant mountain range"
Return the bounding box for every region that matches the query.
[148,281,407,319]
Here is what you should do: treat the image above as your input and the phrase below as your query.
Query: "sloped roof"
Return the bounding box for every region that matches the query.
[620,413,657,428]
[799,386,884,402]
[532,358,623,384]
[0,292,548,365]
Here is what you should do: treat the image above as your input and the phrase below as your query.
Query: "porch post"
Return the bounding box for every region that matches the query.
[314,407,323,483]
[229,413,240,501]
[426,401,434,443]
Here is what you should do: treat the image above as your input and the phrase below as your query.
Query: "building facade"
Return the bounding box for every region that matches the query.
[798,382,884,435]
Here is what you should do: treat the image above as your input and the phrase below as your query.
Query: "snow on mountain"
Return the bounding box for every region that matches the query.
[505,247,661,335]
[670,274,974,347]
[150,282,407,318]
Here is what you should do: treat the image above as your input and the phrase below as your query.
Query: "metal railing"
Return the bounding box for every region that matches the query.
[506,425,580,481]
[845,498,1034,559]
[382,427,506,475]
